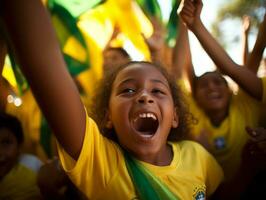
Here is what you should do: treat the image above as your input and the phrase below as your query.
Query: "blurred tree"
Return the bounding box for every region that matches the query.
[212,0,265,43]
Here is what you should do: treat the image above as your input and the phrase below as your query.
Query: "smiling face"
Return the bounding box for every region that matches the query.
[0,128,20,180]
[193,72,231,114]
[107,63,178,162]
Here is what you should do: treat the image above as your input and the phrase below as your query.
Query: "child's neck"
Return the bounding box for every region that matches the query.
[207,109,228,127]
[136,143,173,166]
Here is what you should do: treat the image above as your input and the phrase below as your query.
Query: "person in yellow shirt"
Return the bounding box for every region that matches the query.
[178,0,266,198]
[0,0,224,199]
[0,113,42,200]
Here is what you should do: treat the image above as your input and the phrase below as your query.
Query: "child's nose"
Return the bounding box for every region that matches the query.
[207,82,217,90]
[137,91,154,104]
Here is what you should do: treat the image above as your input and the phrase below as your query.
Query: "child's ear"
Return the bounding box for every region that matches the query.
[172,109,179,128]
[105,110,113,129]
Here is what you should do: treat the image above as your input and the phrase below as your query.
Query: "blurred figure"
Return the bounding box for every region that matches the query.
[102,26,131,71]
[37,157,88,200]
[0,112,42,200]
[240,127,266,199]
[178,0,266,198]
[103,47,131,71]
[143,16,173,68]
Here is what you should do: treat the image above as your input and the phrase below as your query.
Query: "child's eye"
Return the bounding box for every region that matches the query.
[121,88,135,94]
[152,88,165,94]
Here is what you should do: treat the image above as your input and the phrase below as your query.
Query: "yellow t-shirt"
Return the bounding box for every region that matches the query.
[262,77,266,104]
[187,87,263,181]
[58,114,223,200]
[0,163,41,200]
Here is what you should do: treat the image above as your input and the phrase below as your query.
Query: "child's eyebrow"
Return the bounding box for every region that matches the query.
[116,78,135,87]
[117,78,169,88]
[150,79,170,88]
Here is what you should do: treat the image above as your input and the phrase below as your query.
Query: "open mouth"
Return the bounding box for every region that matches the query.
[133,113,159,138]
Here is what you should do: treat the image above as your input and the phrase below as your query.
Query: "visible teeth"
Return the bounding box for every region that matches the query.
[137,113,157,120]
[141,134,153,138]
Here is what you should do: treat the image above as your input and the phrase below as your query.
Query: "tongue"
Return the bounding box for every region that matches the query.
[133,118,157,135]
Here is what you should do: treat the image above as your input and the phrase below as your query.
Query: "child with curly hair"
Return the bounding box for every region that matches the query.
[0,0,224,199]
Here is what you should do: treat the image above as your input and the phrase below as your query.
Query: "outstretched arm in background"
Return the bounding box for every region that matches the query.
[246,13,266,74]
[178,0,265,101]
[172,16,196,86]
[0,0,86,160]
[241,15,251,65]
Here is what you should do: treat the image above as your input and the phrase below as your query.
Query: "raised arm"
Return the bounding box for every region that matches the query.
[179,0,263,100]
[241,15,251,65]
[0,0,86,160]
[246,13,266,74]
[172,17,196,86]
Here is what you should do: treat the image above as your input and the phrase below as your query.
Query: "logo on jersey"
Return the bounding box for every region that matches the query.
[214,136,226,150]
[193,185,206,200]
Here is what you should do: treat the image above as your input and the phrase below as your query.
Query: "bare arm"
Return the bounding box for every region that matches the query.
[246,13,266,74]
[0,0,86,160]
[179,0,263,100]
[241,15,251,65]
[144,17,166,64]
[172,17,196,86]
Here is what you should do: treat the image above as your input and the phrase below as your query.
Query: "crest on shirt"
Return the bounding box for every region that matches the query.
[214,136,226,150]
[193,185,206,200]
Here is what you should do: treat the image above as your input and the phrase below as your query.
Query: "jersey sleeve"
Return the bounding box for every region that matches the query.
[57,110,123,198]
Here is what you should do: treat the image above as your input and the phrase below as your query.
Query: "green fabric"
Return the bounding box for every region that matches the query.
[47,1,94,76]
[136,0,162,20]
[47,0,103,19]
[123,151,179,200]
[166,0,180,47]
[40,115,52,158]
[8,53,29,95]
[136,0,181,47]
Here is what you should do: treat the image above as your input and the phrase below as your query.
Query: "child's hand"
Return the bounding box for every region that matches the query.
[242,15,251,34]
[142,17,165,52]
[241,127,266,172]
[246,126,266,153]
[178,0,203,30]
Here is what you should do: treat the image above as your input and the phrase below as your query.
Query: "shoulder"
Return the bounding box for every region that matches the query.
[171,140,219,166]
[174,140,207,152]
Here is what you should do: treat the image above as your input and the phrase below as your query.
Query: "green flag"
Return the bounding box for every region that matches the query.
[47,0,103,76]
[166,0,180,47]
[136,0,162,20]
[136,0,181,47]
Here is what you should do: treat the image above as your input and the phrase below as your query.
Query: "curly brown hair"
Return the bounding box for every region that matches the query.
[89,61,192,142]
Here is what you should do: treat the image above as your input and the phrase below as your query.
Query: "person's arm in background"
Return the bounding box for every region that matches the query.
[143,16,166,64]
[241,15,251,65]
[0,33,8,111]
[0,0,86,160]
[172,16,196,86]
[178,0,264,101]
[246,13,266,74]
[179,0,266,198]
